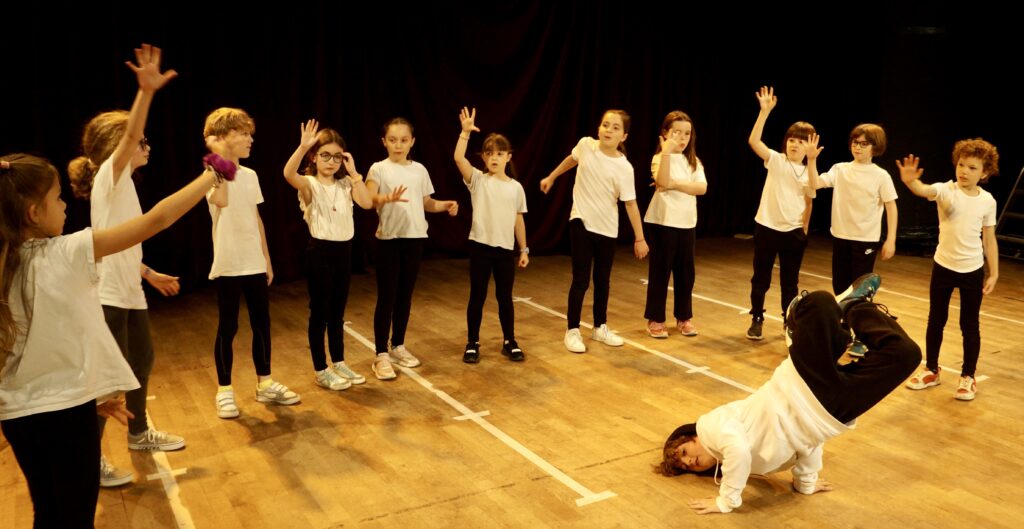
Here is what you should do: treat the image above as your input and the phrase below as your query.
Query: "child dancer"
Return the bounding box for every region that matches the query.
[365,117,458,379]
[745,86,816,340]
[540,110,648,353]
[898,142,999,401]
[283,119,380,390]
[453,107,529,363]
[643,110,706,338]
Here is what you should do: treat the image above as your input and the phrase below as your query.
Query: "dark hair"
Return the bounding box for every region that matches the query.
[303,128,349,180]
[952,138,999,183]
[654,423,717,477]
[382,117,414,138]
[782,121,816,156]
[849,123,887,157]
[68,110,129,199]
[0,154,59,366]
[654,110,698,171]
[480,133,517,179]
[602,109,631,154]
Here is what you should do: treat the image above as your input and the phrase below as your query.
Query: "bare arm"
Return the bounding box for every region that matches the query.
[881,200,898,260]
[283,119,318,205]
[982,225,999,294]
[515,213,529,268]
[747,86,776,162]
[539,155,578,193]
[454,107,480,183]
[258,213,273,285]
[896,155,938,199]
[111,44,178,181]
[806,133,823,193]
[424,196,459,216]
[94,169,216,259]
[802,196,813,234]
[365,180,409,208]
[624,200,649,259]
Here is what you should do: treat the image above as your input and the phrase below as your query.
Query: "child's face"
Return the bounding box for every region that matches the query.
[664,120,692,153]
[30,176,66,237]
[955,156,987,189]
[481,150,511,174]
[672,439,714,472]
[382,124,415,160]
[785,137,808,161]
[131,136,151,170]
[598,113,628,150]
[223,130,254,160]
[850,135,874,163]
[315,142,345,178]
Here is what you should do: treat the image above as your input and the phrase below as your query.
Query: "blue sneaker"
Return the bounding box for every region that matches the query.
[847,339,868,357]
[837,273,881,317]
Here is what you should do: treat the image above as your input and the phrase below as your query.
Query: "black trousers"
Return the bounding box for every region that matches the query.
[214,273,272,386]
[749,224,807,318]
[99,306,153,435]
[926,262,985,377]
[374,238,423,353]
[789,291,921,424]
[2,401,101,529]
[467,241,517,342]
[306,238,352,370]
[831,237,879,294]
[644,223,695,322]
[567,219,617,329]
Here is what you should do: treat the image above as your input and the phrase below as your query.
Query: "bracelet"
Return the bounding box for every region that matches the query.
[520,247,529,254]
[459,133,470,140]
[143,267,152,278]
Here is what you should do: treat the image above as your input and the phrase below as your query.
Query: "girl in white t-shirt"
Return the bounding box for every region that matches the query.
[0,152,218,528]
[66,44,185,488]
[283,120,385,391]
[453,107,529,363]
[539,110,649,353]
[744,86,816,341]
[365,117,458,380]
[643,110,707,339]
[898,140,1000,401]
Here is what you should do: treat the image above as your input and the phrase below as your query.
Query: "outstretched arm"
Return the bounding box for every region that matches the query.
[454,106,480,183]
[111,44,178,180]
[747,86,776,162]
[896,155,937,199]
[282,119,318,205]
[539,155,578,194]
[424,196,459,216]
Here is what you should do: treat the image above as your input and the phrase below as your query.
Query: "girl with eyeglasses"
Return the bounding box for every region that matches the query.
[283,120,390,391]
[67,44,186,488]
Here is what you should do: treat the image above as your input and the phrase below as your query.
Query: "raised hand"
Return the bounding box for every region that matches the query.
[896,155,924,185]
[460,107,480,134]
[300,119,320,149]
[806,133,824,161]
[341,151,359,179]
[756,86,777,112]
[660,132,681,154]
[127,43,178,93]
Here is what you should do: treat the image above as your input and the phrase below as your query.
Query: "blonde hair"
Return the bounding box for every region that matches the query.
[68,111,129,199]
[203,107,255,138]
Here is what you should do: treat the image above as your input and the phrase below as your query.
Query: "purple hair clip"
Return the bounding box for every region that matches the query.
[203,153,237,182]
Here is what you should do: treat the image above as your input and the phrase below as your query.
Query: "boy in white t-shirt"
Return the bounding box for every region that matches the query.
[205,108,299,419]
[897,140,1000,401]
[808,123,898,356]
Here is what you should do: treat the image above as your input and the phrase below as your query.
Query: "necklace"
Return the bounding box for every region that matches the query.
[789,159,807,179]
[319,178,339,212]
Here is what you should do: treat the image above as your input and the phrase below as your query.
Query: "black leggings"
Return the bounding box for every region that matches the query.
[467,241,517,342]
[306,238,352,371]
[567,219,617,330]
[789,291,921,424]
[644,223,695,322]
[374,238,423,353]
[99,306,153,435]
[2,401,101,528]
[925,262,984,377]
[214,274,272,386]
[749,224,807,318]
[831,237,879,294]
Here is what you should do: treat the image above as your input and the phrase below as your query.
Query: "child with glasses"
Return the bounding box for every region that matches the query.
[205,107,300,418]
[282,119,396,391]
[897,141,1000,401]
[808,124,898,356]
[453,107,529,364]
[743,87,816,341]
[365,117,458,380]
[67,44,185,488]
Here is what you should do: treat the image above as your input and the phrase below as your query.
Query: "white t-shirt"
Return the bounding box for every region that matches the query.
[466,169,527,250]
[818,161,898,242]
[644,153,706,229]
[90,157,146,309]
[367,159,433,240]
[569,137,636,238]
[755,150,813,232]
[0,230,140,421]
[207,166,267,279]
[299,175,355,242]
[930,181,998,273]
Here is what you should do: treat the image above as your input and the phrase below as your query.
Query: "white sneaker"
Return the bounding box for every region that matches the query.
[315,368,352,391]
[99,455,133,487]
[592,324,624,346]
[128,429,186,451]
[564,328,586,353]
[389,345,421,368]
[256,381,301,405]
[216,389,240,419]
[332,361,366,385]
[372,354,398,380]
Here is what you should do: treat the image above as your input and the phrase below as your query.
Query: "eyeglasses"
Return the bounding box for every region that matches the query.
[851,140,872,148]
[318,152,345,163]
[139,137,150,150]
